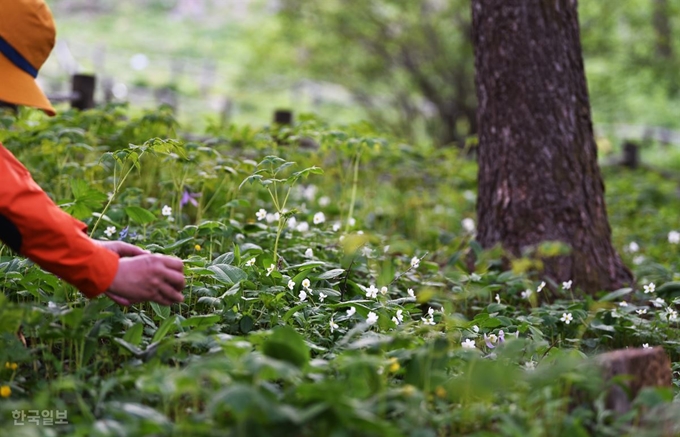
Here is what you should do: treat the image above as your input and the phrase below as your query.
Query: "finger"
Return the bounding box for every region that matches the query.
[114,242,149,257]
[157,282,184,303]
[105,291,132,306]
[162,269,186,292]
[158,255,185,272]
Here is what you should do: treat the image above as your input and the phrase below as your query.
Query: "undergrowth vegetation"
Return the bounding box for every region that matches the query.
[1,105,680,436]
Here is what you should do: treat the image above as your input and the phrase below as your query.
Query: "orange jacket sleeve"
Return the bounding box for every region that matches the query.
[0,143,119,298]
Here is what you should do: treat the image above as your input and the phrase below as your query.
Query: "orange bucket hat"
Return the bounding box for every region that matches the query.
[0,0,56,115]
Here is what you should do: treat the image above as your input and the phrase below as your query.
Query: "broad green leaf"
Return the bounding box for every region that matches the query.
[262,326,310,369]
[208,264,247,285]
[125,206,157,225]
[150,302,171,320]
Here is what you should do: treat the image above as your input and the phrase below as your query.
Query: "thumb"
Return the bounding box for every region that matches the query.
[113,242,150,257]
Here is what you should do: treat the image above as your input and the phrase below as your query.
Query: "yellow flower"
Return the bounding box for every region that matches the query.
[4,362,17,370]
[388,358,400,373]
[402,385,415,397]
[0,385,11,398]
[435,386,447,398]
[194,244,201,251]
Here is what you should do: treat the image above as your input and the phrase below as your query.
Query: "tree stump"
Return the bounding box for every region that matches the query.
[596,347,672,414]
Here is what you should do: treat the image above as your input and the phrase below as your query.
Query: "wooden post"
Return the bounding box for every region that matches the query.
[273,109,293,125]
[596,347,672,414]
[622,141,639,169]
[71,74,96,110]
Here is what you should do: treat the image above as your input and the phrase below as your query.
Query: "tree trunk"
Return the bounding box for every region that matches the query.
[472,0,633,294]
[653,0,673,59]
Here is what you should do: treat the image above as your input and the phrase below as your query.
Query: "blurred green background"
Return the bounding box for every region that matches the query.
[42,0,680,152]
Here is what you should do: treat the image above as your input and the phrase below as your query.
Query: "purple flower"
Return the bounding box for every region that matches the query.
[119,226,129,240]
[180,189,200,208]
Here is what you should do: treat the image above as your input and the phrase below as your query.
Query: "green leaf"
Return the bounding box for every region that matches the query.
[261,326,310,369]
[125,206,157,225]
[123,323,144,346]
[598,287,633,302]
[150,302,171,320]
[181,314,220,329]
[316,268,345,280]
[152,315,177,342]
[208,264,247,285]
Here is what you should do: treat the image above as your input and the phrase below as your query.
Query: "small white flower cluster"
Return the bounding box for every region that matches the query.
[392,309,404,325]
[410,256,420,269]
[669,230,680,244]
[422,307,436,326]
[298,278,312,302]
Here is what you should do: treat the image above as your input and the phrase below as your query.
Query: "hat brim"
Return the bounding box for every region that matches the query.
[0,53,55,116]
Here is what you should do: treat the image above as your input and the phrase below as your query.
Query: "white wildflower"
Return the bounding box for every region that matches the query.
[265,212,280,223]
[472,325,479,333]
[380,286,388,296]
[296,221,310,232]
[313,212,326,225]
[562,280,572,290]
[245,258,256,267]
[619,301,628,307]
[669,230,680,244]
[256,208,267,221]
[495,294,501,304]
[521,289,532,299]
[560,313,573,324]
[537,281,546,293]
[651,298,665,308]
[633,255,645,265]
[162,205,172,217]
[643,283,655,294]
[287,280,295,290]
[392,310,404,325]
[302,278,311,290]
[332,222,341,232]
[461,338,476,349]
[329,318,338,333]
[642,343,651,349]
[628,242,640,253]
[298,289,307,302]
[266,264,275,276]
[287,216,297,229]
[407,288,415,298]
[318,196,331,207]
[667,309,678,321]
[462,218,475,233]
[410,256,420,269]
[346,306,356,317]
[304,248,314,258]
[366,311,379,325]
[319,292,327,302]
[348,217,356,227]
[104,226,116,238]
[366,285,379,299]
[636,308,647,315]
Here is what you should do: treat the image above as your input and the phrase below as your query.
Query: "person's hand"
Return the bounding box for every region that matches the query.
[94,240,149,258]
[105,254,185,307]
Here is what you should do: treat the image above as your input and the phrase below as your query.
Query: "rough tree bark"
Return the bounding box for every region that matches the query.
[471,0,633,294]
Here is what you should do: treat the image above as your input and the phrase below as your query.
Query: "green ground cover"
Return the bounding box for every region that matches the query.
[1,105,680,436]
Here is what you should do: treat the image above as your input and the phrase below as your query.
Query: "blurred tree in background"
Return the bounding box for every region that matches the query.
[250,0,679,146]
[270,0,476,147]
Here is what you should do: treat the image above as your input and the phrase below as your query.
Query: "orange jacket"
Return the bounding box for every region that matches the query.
[0,143,119,298]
